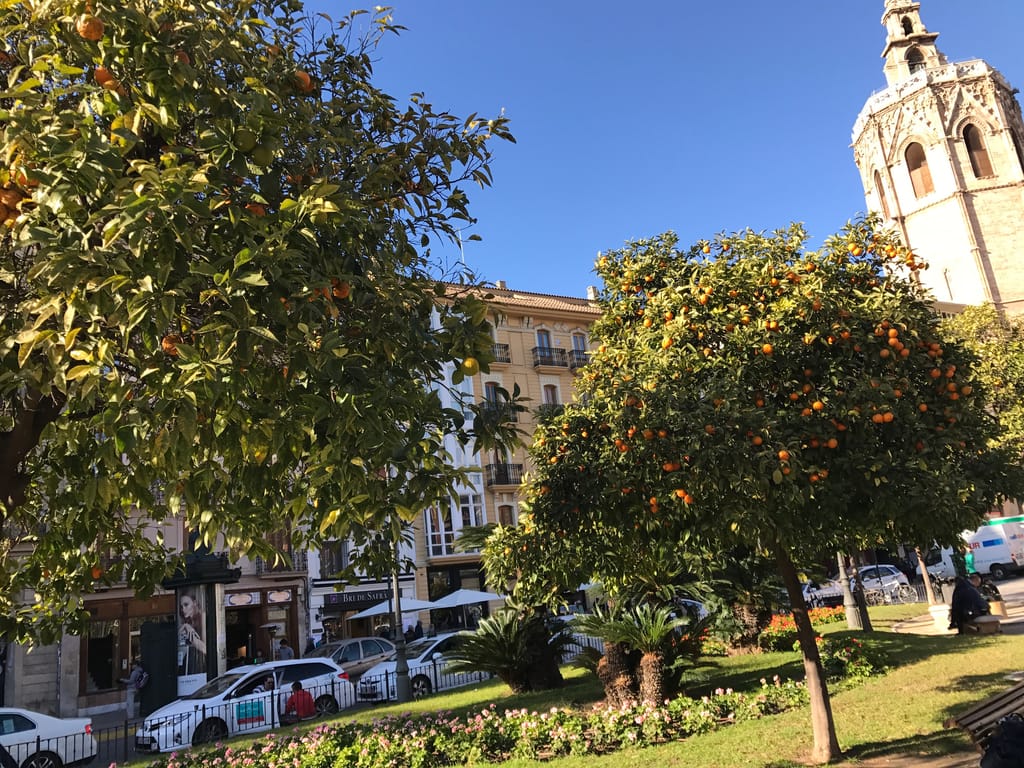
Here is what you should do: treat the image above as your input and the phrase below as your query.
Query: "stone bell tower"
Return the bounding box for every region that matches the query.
[852,1,1024,311]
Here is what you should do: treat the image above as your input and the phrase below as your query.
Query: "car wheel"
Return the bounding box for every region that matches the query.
[991,564,1009,581]
[24,752,62,768]
[192,718,228,746]
[314,694,339,716]
[411,675,432,699]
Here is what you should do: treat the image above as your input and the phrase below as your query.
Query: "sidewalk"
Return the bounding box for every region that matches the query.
[892,599,1024,636]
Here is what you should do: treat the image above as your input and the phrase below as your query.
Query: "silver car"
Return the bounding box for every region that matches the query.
[305,637,396,680]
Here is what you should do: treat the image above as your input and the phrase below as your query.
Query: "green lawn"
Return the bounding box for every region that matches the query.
[341,605,1018,766]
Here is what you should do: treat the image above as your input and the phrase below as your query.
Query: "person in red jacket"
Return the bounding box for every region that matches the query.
[283,680,316,723]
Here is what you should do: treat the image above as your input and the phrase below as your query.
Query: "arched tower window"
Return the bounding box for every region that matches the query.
[905,143,934,198]
[963,124,994,178]
[873,170,892,219]
[907,48,926,74]
[901,17,914,36]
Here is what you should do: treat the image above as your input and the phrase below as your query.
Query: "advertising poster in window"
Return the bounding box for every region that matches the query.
[177,587,208,695]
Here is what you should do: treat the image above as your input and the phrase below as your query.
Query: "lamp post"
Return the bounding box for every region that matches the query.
[391,525,411,703]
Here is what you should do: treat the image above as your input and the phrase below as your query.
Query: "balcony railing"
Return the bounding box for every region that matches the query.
[255,550,308,576]
[484,463,524,487]
[535,403,564,422]
[478,401,518,423]
[531,346,568,368]
[569,349,590,369]
[491,343,511,364]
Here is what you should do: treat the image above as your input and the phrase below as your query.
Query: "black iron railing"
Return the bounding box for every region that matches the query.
[484,463,524,487]
[491,343,511,364]
[531,346,568,367]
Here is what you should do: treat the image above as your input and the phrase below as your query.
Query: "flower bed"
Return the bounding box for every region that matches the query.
[138,678,808,768]
[758,606,847,651]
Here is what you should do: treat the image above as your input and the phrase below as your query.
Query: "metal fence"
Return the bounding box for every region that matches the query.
[355,660,490,703]
[2,729,101,768]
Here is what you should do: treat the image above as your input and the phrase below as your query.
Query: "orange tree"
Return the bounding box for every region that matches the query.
[0,1,515,642]
[483,217,1021,763]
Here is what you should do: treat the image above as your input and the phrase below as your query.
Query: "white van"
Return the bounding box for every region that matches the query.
[925,516,1024,580]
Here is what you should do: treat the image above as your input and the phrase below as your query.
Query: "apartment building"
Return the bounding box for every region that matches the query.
[307,283,600,640]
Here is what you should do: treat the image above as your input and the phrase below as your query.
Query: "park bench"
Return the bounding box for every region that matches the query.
[948,678,1024,751]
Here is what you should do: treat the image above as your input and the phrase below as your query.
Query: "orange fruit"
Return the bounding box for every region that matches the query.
[93,66,114,86]
[461,357,480,376]
[294,69,314,93]
[812,400,824,411]
[76,13,104,41]
[173,50,191,65]
[245,202,266,217]
[752,435,763,446]
[762,343,773,356]
[778,449,790,462]
[161,334,182,356]
[661,336,674,350]
[91,566,103,579]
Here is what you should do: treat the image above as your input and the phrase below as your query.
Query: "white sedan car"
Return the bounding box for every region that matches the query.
[135,658,354,753]
[356,632,490,701]
[0,708,97,768]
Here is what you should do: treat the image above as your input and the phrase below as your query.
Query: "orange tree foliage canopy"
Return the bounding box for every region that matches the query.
[484,219,1022,600]
[0,1,513,642]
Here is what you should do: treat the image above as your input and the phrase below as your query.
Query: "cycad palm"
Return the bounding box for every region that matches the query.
[447,606,570,692]
[615,604,691,705]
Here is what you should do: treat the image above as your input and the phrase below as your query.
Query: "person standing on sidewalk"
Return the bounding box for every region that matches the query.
[119,657,145,718]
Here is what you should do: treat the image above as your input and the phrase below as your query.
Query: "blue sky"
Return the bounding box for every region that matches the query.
[306,2,1024,299]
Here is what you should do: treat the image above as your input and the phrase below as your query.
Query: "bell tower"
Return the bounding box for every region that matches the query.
[852,2,1024,311]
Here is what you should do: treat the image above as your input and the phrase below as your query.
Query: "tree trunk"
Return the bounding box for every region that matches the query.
[597,640,635,706]
[775,544,842,764]
[638,650,664,706]
[731,602,772,647]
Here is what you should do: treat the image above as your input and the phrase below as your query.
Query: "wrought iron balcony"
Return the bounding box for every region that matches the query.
[569,349,590,369]
[484,463,524,487]
[531,346,568,368]
[535,403,564,422]
[479,401,518,423]
[255,550,308,576]
[491,343,511,364]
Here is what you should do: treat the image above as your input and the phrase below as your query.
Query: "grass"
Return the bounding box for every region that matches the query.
[147,605,1023,767]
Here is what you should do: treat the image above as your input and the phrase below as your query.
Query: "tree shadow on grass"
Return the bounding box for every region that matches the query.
[838,730,979,763]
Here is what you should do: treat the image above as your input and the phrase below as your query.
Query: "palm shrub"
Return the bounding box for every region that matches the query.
[573,603,697,705]
[446,605,573,692]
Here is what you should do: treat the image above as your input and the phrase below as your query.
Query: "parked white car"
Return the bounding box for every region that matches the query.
[135,658,354,753]
[0,708,97,768]
[856,564,909,591]
[356,632,489,701]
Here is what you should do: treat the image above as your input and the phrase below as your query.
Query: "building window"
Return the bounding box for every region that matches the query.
[873,170,892,219]
[459,493,484,528]
[963,124,994,178]
[536,329,552,350]
[907,48,925,74]
[905,142,934,197]
[426,503,455,557]
[901,16,914,36]
[543,384,559,405]
[498,504,516,526]
[319,540,349,579]
[484,381,501,403]
[571,333,587,352]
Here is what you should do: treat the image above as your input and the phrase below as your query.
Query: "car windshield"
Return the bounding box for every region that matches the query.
[387,637,439,661]
[305,644,338,658]
[183,672,247,699]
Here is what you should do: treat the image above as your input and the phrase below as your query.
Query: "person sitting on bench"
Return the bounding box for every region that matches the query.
[949,575,991,634]
[282,680,316,723]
